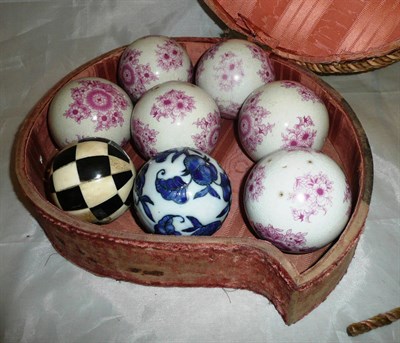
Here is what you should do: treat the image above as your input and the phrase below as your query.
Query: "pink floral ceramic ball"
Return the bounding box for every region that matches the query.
[131,81,221,160]
[195,39,275,119]
[243,149,352,253]
[48,77,133,148]
[118,35,193,102]
[238,80,329,161]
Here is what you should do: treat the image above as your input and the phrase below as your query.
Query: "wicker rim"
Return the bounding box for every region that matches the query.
[295,48,400,75]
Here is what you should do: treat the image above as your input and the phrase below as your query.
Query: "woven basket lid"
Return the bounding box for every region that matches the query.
[203,0,400,74]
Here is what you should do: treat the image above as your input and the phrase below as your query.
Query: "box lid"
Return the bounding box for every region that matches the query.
[203,0,400,74]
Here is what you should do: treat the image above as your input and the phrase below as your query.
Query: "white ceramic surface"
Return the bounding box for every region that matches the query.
[238,80,329,161]
[48,77,133,148]
[133,147,231,236]
[243,149,352,253]
[48,138,136,224]
[131,80,221,160]
[118,35,193,102]
[195,39,275,119]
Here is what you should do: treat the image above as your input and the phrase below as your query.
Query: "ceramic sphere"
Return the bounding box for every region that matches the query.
[118,35,193,102]
[131,80,221,160]
[238,80,329,161]
[133,147,232,236]
[243,149,352,253]
[48,138,136,224]
[195,39,275,119]
[48,77,133,148]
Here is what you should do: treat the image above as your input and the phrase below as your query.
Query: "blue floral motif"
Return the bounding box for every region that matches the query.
[135,148,232,236]
[134,163,155,222]
[183,154,218,186]
[219,171,231,202]
[153,215,222,236]
[155,148,226,202]
[154,215,184,235]
[155,169,188,204]
[182,216,222,236]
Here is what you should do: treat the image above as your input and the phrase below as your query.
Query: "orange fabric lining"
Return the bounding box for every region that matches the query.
[338,0,400,53]
[269,0,333,53]
[205,0,400,61]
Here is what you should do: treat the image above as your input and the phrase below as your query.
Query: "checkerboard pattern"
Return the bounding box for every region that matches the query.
[48,138,135,224]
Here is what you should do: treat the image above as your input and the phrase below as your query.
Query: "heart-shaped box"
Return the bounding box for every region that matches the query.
[13,36,373,324]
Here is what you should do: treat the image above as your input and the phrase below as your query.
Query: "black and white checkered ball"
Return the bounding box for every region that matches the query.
[48,137,136,224]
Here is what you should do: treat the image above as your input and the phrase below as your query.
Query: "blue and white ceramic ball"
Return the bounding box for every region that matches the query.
[133,147,232,236]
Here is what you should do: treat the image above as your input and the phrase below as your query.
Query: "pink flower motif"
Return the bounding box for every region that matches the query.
[214,51,244,91]
[239,91,274,152]
[94,111,124,131]
[64,80,129,132]
[281,81,322,103]
[204,43,221,60]
[86,89,113,111]
[120,64,135,86]
[137,64,158,85]
[282,229,309,250]
[289,172,334,222]
[132,118,159,158]
[246,44,275,83]
[65,102,90,123]
[191,110,220,153]
[246,164,266,202]
[119,48,158,100]
[150,89,195,123]
[297,87,322,103]
[251,221,309,252]
[156,39,184,71]
[281,116,317,150]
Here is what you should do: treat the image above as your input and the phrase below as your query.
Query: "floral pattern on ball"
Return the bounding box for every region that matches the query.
[246,44,275,83]
[289,172,333,223]
[281,81,323,103]
[214,51,244,91]
[156,39,185,71]
[65,79,128,131]
[252,221,312,253]
[246,164,266,202]
[153,149,231,205]
[281,116,317,150]
[239,91,275,152]
[134,148,231,236]
[132,118,159,158]
[154,215,223,236]
[119,48,158,100]
[150,89,196,123]
[191,110,220,153]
